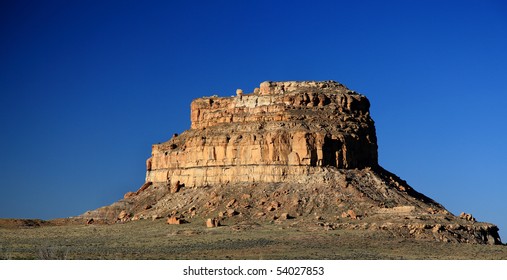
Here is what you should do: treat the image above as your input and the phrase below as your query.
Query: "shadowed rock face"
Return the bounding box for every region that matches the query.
[81,81,502,245]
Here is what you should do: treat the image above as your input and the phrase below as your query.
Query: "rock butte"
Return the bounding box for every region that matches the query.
[82,81,502,245]
[147,81,377,187]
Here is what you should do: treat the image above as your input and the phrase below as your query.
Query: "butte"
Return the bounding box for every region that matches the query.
[81,81,501,245]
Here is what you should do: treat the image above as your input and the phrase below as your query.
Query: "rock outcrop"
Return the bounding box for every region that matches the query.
[81,81,502,245]
[146,81,377,188]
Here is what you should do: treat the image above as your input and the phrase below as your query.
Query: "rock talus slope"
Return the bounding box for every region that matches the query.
[82,81,502,245]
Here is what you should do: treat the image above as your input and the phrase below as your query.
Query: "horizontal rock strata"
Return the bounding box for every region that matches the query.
[146,81,377,187]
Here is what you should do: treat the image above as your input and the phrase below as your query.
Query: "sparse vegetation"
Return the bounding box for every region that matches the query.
[0,245,11,260]
[1,219,506,260]
[38,245,70,260]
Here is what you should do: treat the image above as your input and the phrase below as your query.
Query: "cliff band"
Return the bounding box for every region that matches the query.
[147,81,377,187]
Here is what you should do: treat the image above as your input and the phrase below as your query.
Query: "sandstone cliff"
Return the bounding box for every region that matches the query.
[147,81,377,187]
[81,81,501,245]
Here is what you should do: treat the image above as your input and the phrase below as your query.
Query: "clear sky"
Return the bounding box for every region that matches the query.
[1,0,506,239]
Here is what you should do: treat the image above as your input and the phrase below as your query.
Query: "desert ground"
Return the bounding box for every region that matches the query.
[1,218,506,260]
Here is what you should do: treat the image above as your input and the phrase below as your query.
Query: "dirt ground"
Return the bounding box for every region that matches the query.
[1,219,506,260]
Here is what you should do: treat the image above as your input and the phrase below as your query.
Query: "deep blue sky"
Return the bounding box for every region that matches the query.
[1,0,506,239]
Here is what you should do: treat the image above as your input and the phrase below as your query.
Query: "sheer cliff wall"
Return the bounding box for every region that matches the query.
[145,81,378,187]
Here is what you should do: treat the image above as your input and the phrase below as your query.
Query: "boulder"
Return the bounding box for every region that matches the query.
[280,213,293,220]
[170,181,181,193]
[266,201,280,212]
[226,199,236,208]
[226,209,238,217]
[166,216,182,225]
[460,212,476,222]
[340,210,358,220]
[135,181,153,195]
[236,89,243,97]
[117,210,130,222]
[347,209,357,220]
[206,218,220,228]
[123,192,136,199]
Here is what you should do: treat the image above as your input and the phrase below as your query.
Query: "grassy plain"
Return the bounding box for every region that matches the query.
[1,219,506,260]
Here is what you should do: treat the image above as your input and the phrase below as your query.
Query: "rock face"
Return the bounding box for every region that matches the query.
[81,81,502,245]
[147,81,377,187]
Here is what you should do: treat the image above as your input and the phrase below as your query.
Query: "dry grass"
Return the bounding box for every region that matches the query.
[1,219,506,260]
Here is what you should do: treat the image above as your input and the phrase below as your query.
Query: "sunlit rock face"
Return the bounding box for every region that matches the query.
[146,81,378,187]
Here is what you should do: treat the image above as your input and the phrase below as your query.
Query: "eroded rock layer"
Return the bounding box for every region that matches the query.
[146,81,378,187]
